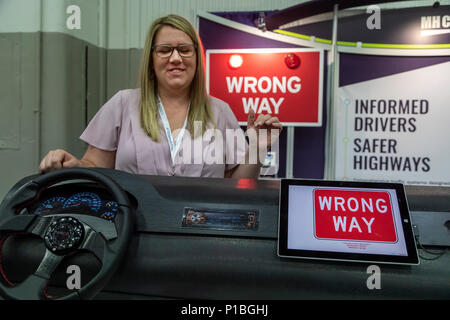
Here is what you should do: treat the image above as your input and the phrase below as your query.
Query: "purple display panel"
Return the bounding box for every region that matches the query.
[340,54,450,87]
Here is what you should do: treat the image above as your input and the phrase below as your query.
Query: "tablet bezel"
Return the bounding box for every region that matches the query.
[278,179,419,265]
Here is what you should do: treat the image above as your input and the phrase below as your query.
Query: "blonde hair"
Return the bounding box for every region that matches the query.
[139,14,215,141]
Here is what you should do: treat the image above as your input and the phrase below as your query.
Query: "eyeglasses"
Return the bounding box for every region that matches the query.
[152,44,197,58]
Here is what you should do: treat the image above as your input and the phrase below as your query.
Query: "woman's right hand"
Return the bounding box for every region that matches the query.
[39,149,81,173]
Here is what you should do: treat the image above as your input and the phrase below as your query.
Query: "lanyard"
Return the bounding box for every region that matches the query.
[157,96,189,166]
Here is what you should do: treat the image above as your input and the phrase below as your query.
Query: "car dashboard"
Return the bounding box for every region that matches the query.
[0,168,449,300]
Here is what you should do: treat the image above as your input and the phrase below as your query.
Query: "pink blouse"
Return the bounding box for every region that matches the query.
[80,89,248,177]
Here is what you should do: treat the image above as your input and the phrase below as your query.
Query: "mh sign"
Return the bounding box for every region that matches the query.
[206,48,323,126]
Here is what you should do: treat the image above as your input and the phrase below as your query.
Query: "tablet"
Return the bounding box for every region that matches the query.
[278,179,419,265]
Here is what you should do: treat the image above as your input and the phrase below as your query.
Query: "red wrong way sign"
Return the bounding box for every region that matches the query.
[313,189,398,242]
[206,48,323,126]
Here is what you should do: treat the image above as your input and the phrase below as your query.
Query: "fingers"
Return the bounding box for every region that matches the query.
[268,121,283,129]
[62,151,82,168]
[254,114,270,127]
[247,111,283,130]
[39,150,61,173]
[39,149,78,173]
[247,108,256,128]
[254,115,283,131]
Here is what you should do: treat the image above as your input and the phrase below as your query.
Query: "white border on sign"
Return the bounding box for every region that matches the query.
[206,48,324,127]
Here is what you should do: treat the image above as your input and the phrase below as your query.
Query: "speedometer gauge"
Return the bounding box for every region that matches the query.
[63,192,102,212]
[100,201,118,220]
[34,196,67,214]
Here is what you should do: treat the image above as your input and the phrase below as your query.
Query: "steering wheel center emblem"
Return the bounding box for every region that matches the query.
[44,217,84,254]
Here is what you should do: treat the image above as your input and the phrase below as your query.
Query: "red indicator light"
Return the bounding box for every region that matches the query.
[229,55,243,69]
[285,53,301,69]
[236,179,256,190]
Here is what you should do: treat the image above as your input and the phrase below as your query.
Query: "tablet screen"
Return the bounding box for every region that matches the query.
[278,179,419,265]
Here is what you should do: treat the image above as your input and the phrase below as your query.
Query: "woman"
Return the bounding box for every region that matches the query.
[39,14,282,178]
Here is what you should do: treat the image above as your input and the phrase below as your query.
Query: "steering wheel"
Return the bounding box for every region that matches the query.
[0,168,133,300]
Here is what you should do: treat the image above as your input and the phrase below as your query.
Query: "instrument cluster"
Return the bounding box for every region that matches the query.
[30,186,119,221]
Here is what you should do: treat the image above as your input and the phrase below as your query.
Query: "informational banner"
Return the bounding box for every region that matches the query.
[335,60,450,186]
[206,48,323,126]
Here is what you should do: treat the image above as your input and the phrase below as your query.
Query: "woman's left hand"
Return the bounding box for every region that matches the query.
[246,109,283,153]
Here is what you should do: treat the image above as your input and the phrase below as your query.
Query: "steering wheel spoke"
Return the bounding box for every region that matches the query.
[27,215,53,238]
[34,249,64,280]
[79,230,108,262]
